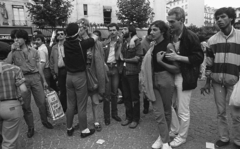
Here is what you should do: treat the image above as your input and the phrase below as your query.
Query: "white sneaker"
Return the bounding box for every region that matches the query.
[169,131,178,138]
[162,143,172,149]
[151,135,162,149]
[170,136,186,147]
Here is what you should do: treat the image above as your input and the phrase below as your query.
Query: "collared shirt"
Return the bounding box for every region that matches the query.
[5,47,40,74]
[0,62,25,100]
[38,44,49,68]
[58,44,65,67]
[107,41,116,63]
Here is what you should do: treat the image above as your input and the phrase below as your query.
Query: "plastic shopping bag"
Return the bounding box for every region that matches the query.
[45,89,65,120]
[229,80,240,107]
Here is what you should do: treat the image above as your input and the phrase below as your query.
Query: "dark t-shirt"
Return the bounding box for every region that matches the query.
[64,38,94,73]
[152,39,172,72]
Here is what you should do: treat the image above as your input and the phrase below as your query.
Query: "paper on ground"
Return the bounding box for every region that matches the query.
[206,142,215,149]
[96,139,105,144]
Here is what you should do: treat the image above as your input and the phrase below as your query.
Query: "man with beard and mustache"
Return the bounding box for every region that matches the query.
[102,23,122,126]
[165,7,203,147]
[120,25,143,129]
[201,7,240,148]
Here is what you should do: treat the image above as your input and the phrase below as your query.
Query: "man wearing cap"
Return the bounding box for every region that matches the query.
[64,23,98,138]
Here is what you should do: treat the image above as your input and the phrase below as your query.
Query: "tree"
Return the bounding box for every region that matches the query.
[116,0,152,28]
[26,0,73,29]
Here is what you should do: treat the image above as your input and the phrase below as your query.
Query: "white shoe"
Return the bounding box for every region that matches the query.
[162,143,172,149]
[169,131,178,138]
[151,135,162,149]
[170,136,186,147]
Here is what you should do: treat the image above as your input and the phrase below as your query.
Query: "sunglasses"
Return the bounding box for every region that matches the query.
[109,29,116,32]
[57,33,64,36]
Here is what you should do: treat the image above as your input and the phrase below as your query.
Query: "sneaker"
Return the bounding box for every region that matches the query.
[215,140,230,148]
[151,135,162,149]
[162,143,172,149]
[169,131,178,138]
[170,136,186,147]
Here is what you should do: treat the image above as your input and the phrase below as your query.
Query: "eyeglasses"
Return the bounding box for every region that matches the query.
[57,33,64,36]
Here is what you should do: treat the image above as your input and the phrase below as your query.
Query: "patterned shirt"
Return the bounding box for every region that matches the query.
[0,62,25,100]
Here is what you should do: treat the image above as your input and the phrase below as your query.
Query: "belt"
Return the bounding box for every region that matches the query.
[0,98,18,102]
[24,72,38,76]
[107,63,117,67]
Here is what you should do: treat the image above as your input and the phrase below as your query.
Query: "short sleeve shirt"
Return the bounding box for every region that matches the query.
[38,44,49,68]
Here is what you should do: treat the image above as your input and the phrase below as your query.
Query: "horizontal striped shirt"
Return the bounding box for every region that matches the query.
[0,62,25,100]
[206,27,240,86]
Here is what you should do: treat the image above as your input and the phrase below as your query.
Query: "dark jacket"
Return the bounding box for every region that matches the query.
[177,26,204,90]
[0,41,11,60]
[103,36,122,63]
[64,38,94,73]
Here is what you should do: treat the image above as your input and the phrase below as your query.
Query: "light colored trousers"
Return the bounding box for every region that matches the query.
[171,74,192,139]
[212,82,240,146]
[0,100,23,149]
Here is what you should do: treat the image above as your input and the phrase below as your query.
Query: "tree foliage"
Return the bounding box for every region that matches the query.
[26,0,73,29]
[116,0,152,28]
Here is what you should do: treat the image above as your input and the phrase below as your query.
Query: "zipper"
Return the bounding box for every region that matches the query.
[222,39,228,86]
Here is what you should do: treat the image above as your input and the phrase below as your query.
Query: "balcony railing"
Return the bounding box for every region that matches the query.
[12,20,27,26]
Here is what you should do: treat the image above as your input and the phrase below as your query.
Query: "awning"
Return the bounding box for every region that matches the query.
[0,26,33,37]
[103,6,112,12]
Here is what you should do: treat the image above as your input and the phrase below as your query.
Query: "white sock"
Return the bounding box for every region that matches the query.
[67,127,72,130]
[82,128,90,133]
[94,122,100,125]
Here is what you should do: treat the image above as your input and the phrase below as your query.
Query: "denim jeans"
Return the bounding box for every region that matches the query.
[22,73,49,129]
[212,82,240,145]
[58,67,67,112]
[103,66,119,120]
[152,71,175,143]
[66,71,88,131]
[122,74,140,122]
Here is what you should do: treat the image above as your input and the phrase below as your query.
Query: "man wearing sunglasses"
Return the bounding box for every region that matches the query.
[50,29,67,112]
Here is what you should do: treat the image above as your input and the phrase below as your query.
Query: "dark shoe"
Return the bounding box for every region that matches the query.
[27,128,34,138]
[112,115,121,122]
[94,123,102,132]
[234,143,240,149]
[129,121,138,129]
[105,119,110,126]
[67,128,74,136]
[80,129,95,138]
[117,99,124,104]
[143,108,149,114]
[121,119,132,126]
[215,140,230,148]
[42,121,53,129]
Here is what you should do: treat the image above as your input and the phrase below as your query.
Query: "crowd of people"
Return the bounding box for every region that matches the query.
[0,6,240,149]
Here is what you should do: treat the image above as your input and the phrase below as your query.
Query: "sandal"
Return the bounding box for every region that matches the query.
[94,123,102,132]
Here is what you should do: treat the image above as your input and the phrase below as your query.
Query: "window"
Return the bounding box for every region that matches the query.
[83,4,88,15]
[182,5,184,9]
[185,4,187,9]
[12,5,26,26]
[186,0,187,2]
[239,13,240,17]
[185,19,188,24]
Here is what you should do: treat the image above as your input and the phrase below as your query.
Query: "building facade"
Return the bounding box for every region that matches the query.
[68,0,119,24]
[0,0,32,43]
[204,6,216,26]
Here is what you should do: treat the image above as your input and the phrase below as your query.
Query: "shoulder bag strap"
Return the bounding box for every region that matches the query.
[0,62,3,74]
[78,41,86,65]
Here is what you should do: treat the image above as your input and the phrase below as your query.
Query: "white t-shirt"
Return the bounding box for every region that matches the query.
[38,44,49,68]
[58,44,65,67]
[107,42,116,63]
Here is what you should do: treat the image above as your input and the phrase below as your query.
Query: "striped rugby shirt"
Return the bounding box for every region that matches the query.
[206,27,240,86]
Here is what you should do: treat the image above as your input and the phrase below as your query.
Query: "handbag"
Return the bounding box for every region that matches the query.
[79,42,98,91]
[229,80,240,107]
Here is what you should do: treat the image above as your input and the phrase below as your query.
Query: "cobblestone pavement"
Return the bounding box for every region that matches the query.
[13,81,238,149]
